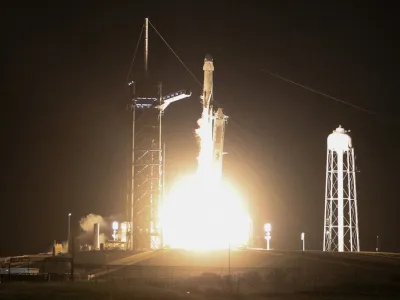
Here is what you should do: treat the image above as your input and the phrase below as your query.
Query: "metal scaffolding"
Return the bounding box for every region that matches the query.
[127,85,191,251]
[127,82,162,251]
[323,126,360,252]
[126,18,191,251]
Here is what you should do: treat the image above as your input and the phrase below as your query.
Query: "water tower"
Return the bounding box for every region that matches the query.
[323,126,360,252]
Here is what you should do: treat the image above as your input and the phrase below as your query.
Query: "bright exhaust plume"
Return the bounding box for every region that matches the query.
[161,109,251,250]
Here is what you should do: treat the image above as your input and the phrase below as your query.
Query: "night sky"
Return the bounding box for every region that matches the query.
[3,2,399,256]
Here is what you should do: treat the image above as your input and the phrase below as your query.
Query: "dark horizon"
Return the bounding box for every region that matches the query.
[3,2,399,256]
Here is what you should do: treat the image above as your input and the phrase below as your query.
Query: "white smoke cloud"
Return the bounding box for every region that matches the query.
[79,213,106,232]
[77,213,125,246]
[78,213,109,245]
[43,213,125,254]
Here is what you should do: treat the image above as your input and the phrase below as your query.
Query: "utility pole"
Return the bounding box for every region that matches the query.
[68,213,72,253]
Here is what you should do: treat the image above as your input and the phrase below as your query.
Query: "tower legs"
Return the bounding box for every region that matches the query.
[324,147,360,252]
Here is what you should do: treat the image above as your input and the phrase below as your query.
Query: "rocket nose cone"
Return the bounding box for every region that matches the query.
[205,54,213,62]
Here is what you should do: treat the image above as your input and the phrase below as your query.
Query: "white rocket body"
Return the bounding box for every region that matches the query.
[202,56,214,111]
[199,55,228,181]
[212,108,227,180]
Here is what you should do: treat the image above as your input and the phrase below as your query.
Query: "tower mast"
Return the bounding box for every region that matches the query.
[144,17,149,77]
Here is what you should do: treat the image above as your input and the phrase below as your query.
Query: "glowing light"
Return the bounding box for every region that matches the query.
[264,223,271,250]
[264,223,271,233]
[120,222,127,242]
[160,108,251,250]
[160,175,250,249]
[327,126,352,152]
[112,221,119,230]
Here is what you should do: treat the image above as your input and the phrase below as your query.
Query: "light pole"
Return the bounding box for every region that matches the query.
[68,213,72,253]
[264,223,271,250]
[301,232,305,251]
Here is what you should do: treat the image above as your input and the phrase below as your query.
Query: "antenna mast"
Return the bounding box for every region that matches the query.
[144,17,149,77]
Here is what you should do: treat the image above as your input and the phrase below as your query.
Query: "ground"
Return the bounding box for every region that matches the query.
[0,282,204,300]
[1,250,400,299]
[0,282,398,299]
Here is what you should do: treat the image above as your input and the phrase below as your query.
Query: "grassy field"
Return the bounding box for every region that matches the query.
[0,281,399,299]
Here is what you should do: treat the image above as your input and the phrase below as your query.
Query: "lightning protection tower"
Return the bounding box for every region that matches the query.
[323,125,360,252]
[127,18,191,251]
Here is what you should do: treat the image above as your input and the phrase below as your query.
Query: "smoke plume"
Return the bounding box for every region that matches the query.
[79,213,106,232]
[78,213,108,245]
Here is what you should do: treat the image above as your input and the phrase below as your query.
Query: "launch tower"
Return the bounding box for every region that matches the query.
[127,18,190,251]
[323,126,360,252]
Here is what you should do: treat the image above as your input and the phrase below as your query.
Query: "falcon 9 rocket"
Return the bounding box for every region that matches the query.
[200,55,228,181]
[201,54,214,112]
[213,107,227,180]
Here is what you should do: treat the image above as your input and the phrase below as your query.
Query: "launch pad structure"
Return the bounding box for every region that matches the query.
[127,18,230,251]
[127,18,191,251]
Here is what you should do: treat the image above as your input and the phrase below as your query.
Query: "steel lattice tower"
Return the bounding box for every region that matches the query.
[126,18,192,251]
[127,81,163,251]
[323,125,360,252]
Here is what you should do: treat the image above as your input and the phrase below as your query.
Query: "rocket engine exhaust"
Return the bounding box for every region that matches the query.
[160,54,251,250]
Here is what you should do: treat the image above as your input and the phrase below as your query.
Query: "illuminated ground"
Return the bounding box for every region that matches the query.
[1,282,398,300]
[108,248,400,269]
[78,249,400,297]
[0,282,205,300]
[3,250,400,298]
